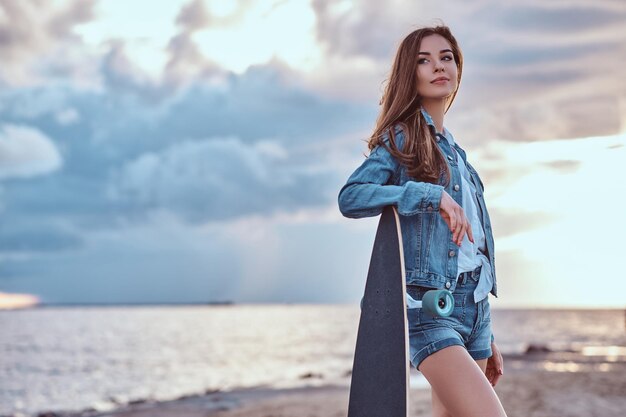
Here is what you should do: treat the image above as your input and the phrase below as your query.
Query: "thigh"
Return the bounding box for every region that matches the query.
[431,357,490,417]
[475,358,488,373]
[419,345,507,417]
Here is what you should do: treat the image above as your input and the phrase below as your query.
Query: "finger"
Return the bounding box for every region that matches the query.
[459,217,467,246]
[453,218,460,244]
[450,213,457,235]
[454,211,464,244]
[491,372,501,386]
[467,218,474,243]
[495,350,503,367]
[488,366,500,386]
[494,355,503,376]
[459,222,466,246]
[487,368,497,386]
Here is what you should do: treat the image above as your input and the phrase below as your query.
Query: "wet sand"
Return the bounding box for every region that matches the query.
[61,356,625,417]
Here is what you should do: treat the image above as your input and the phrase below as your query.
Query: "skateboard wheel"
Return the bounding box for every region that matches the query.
[421,290,454,317]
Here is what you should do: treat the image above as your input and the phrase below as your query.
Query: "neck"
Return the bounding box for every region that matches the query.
[421,99,446,134]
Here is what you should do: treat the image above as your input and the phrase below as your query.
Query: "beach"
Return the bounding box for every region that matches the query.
[55,352,625,417]
[3,306,625,417]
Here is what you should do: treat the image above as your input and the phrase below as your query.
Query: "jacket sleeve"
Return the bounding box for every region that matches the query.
[337,131,445,219]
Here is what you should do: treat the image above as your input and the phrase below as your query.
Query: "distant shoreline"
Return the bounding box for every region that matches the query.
[7,301,236,309]
[1,302,624,310]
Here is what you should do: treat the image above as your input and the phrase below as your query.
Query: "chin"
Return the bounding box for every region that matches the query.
[422,91,454,100]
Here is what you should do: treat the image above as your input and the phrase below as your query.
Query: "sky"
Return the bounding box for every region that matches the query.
[0,0,625,308]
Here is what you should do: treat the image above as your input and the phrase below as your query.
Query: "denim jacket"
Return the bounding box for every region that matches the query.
[338,109,498,297]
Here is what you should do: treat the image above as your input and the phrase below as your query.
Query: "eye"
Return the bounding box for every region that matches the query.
[443,55,454,61]
[418,58,428,64]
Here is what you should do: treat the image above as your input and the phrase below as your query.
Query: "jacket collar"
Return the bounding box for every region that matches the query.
[421,106,467,162]
[420,106,451,141]
[420,106,436,131]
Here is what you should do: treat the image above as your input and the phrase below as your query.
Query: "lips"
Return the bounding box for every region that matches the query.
[431,77,449,83]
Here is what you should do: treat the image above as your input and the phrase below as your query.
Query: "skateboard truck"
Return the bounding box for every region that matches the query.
[360,289,454,317]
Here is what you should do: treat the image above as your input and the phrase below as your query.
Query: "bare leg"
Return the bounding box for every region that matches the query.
[430,358,488,417]
[419,346,507,417]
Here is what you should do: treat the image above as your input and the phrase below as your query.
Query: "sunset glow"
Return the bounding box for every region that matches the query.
[0,292,40,310]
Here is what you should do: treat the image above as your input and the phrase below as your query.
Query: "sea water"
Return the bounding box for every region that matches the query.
[1,305,624,416]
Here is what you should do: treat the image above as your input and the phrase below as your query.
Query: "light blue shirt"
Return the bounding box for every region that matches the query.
[442,126,494,303]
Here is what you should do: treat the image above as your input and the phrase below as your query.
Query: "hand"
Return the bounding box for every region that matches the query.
[486,341,504,387]
[439,191,474,246]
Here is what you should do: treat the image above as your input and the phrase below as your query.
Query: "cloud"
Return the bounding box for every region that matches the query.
[310,0,626,141]
[478,3,626,33]
[0,220,82,252]
[0,124,62,179]
[176,0,211,31]
[0,0,97,87]
[1,0,625,306]
[489,208,559,239]
[540,159,581,174]
[55,107,80,125]
[108,137,337,222]
[0,58,371,237]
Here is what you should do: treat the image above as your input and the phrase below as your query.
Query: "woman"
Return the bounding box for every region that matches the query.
[338,25,508,417]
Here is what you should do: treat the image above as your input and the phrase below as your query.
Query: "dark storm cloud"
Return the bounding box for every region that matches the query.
[0,60,372,239]
[108,137,338,223]
[0,221,82,252]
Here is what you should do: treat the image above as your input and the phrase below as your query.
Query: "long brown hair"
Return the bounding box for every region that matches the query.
[368,25,463,186]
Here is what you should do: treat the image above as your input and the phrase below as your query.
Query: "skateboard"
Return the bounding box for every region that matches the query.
[347,206,454,417]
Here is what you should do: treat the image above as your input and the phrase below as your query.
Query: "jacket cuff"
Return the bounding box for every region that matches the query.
[397,181,444,216]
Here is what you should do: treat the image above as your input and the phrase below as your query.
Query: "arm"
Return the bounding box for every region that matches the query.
[338,132,444,218]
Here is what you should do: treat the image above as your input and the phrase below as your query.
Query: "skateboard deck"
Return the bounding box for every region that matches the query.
[347,206,410,417]
[347,206,454,417]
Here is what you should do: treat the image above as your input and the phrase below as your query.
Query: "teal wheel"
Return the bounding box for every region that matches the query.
[422,290,454,317]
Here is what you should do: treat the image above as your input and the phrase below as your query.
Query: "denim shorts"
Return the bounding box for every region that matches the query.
[406,272,493,370]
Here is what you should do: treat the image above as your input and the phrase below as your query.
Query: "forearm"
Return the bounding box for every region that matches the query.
[338,180,444,218]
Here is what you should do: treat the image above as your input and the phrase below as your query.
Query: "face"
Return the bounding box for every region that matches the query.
[415,34,459,101]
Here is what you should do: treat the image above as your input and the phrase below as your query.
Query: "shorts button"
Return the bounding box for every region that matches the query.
[453,184,460,191]
[445,281,451,289]
[448,250,455,257]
